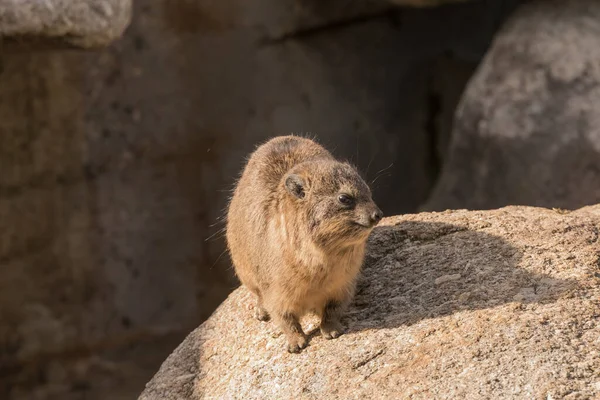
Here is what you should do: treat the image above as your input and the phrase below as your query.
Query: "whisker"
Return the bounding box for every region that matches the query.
[355,133,359,165]
[208,221,223,228]
[365,153,375,179]
[371,171,393,186]
[373,162,394,177]
[210,249,229,269]
[205,227,226,242]
[370,163,394,185]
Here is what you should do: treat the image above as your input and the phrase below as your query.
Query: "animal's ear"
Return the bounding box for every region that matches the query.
[285,174,307,199]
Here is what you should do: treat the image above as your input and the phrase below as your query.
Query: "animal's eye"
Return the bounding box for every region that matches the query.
[338,194,354,206]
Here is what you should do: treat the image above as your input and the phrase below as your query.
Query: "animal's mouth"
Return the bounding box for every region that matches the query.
[352,221,376,229]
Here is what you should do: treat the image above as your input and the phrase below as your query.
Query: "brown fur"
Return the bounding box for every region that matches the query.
[226,135,382,353]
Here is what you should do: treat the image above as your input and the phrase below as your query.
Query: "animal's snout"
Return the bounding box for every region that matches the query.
[358,204,383,227]
[370,207,383,225]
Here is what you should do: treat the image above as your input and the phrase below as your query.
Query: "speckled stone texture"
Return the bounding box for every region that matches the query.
[0,0,131,48]
[139,205,600,399]
[425,0,600,211]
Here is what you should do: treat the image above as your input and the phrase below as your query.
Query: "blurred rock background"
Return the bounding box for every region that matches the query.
[2,0,599,399]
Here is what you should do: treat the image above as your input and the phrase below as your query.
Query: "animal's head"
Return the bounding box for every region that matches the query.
[282,159,382,249]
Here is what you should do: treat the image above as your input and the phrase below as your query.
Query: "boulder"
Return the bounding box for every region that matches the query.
[139,205,600,399]
[0,0,132,48]
[424,0,600,211]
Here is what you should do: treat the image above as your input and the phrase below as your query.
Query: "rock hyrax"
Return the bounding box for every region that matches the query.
[226,135,383,353]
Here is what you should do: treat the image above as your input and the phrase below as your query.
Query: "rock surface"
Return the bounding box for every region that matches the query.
[0,0,131,48]
[139,205,600,399]
[424,0,600,211]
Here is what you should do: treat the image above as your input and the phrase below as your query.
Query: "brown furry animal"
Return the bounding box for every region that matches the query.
[226,135,382,353]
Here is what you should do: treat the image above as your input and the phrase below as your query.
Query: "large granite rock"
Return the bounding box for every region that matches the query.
[424,0,600,211]
[0,0,132,48]
[139,205,600,399]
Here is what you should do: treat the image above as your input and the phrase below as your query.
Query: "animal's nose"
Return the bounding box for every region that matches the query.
[370,208,383,224]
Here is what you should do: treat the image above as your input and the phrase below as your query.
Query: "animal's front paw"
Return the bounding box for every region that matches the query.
[254,306,270,322]
[286,334,308,353]
[320,321,345,340]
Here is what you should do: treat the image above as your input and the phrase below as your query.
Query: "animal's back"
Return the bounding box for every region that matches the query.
[226,135,332,288]
[244,135,332,191]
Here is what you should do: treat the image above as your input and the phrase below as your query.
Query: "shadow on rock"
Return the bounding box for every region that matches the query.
[346,220,578,332]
